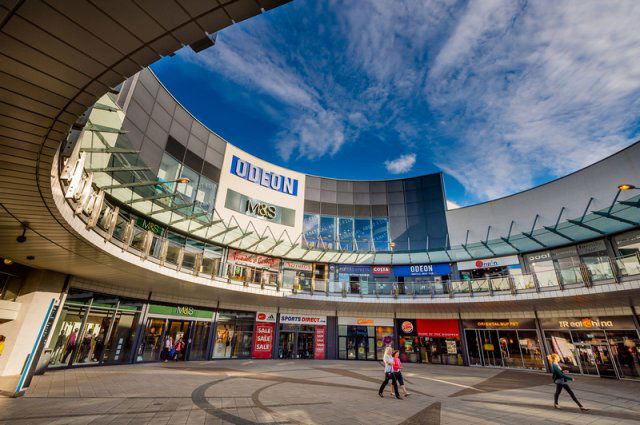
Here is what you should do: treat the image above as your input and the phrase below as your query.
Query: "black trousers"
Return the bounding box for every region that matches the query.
[379,372,399,397]
[554,383,582,407]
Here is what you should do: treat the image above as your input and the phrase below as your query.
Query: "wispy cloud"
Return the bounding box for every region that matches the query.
[446,200,461,210]
[385,153,417,174]
[167,0,640,203]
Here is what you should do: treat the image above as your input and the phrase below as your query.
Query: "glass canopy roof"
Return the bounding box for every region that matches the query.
[72,93,640,265]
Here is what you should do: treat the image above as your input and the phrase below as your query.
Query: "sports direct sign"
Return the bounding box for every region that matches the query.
[279,314,327,326]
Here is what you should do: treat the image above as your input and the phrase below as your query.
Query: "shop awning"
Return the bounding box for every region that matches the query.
[417,319,460,338]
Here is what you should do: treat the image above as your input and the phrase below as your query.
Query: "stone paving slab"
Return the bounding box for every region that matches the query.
[0,360,638,424]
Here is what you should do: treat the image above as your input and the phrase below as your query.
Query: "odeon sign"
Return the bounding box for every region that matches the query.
[231,155,299,196]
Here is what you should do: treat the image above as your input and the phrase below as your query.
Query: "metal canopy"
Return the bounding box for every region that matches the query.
[79,94,640,265]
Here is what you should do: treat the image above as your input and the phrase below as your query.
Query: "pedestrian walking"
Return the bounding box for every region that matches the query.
[162,335,173,362]
[549,354,588,411]
[174,337,185,361]
[378,346,401,399]
[389,350,410,397]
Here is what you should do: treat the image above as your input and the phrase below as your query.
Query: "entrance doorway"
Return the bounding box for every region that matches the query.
[139,317,211,362]
[278,324,318,359]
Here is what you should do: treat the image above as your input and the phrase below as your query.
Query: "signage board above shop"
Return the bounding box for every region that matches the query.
[224,189,295,227]
[462,319,536,329]
[338,317,394,327]
[231,155,298,196]
[256,312,277,323]
[148,304,214,319]
[228,249,280,270]
[283,261,313,272]
[279,314,327,326]
[457,255,519,271]
[416,319,460,338]
[393,264,451,277]
[372,266,392,275]
[337,265,371,275]
[539,316,636,330]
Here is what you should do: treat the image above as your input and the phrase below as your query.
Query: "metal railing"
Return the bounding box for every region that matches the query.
[57,145,639,300]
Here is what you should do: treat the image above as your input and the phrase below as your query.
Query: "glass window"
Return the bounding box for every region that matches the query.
[581,254,614,281]
[157,152,182,191]
[319,216,336,249]
[530,260,559,288]
[354,218,372,251]
[338,217,354,251]
[175,165,199,208]
[372,218,389,251]
[194,174,217,215]
[303,214,319,247]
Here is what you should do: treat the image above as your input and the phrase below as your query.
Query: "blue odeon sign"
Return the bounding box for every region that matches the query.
[231,155,299,196]
[335,264,451,276]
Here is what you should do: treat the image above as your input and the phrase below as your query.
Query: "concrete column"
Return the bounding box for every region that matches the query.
[0,269,66,378]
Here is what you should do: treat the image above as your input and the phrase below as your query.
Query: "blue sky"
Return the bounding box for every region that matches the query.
[151,0,640,207]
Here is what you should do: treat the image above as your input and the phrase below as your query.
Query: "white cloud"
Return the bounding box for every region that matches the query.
[384,153,416,174]
[426,1,640,200]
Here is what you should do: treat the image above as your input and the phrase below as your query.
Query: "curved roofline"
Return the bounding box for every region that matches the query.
[148,68,639,209]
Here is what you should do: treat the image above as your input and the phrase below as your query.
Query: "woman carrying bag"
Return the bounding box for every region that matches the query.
[378,346,401,399]
[549,354,588,411]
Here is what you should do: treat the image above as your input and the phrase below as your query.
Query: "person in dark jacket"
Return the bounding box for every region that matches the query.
[549,354,588,411]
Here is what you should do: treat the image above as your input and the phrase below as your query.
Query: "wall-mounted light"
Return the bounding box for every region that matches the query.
[16,225,27,243]
[618,184,637,191]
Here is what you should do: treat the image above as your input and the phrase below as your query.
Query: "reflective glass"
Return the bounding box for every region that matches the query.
[319,216,336,249]
[372,218,389,251]
[354,218,372,251]
[303,214,319,246]
[195,174,217,215]
[338,217,354,251]
[157,152,182,191]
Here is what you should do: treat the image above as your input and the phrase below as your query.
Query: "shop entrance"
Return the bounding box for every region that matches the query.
[278,325,317,359]
[573,341,618,378]
[346,326,370,360]
[139,317,211,362]
[465,327,545,370]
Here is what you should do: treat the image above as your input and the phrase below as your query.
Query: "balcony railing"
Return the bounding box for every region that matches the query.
[56,137,640,300]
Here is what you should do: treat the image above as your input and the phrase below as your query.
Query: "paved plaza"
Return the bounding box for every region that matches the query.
[0,361,639,425]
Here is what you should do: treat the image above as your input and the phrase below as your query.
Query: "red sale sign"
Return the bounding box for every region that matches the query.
[314,326,326,359]
[251,322,274,359]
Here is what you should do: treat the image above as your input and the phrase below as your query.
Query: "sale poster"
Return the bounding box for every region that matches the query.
[251,322,274,359]
[314,326,325,359]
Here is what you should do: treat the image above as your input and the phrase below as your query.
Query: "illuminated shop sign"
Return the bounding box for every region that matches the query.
[279,314,327,325]
[462,319,536,329]
[228,249,281,270]
[393,264,451,277]
[372,266,392,275]
[148,304,214,319]
[230,155,298,196]
[457,255,519,271]
[337,265,371,274]
[224,189,295,226]
[540,316,635,330]
[338,317,394,326]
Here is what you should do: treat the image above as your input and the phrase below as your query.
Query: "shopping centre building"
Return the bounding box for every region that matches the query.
[1,0,639,396]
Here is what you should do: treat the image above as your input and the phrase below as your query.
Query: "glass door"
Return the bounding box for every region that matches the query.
[297,332,314,359]
[102,310,138,364]
[465,330,483,366]
[605,330,640,380]
[167,320,191,361]
[74,308,113,365]
[188,321,211,361]
[480,330,502,367]
[593,342,618,378]
[279,331,295,359]
[140,318,166,361]
[574,343,599,376]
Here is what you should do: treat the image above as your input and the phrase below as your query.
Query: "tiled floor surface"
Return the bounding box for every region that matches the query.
[1,360,638,424]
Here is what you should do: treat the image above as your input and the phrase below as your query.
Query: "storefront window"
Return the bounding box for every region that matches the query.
[227,250,280,287]
[194,174,217,216]
[47,290,143,368]
[557,256,582,285]
[212,310,255,359]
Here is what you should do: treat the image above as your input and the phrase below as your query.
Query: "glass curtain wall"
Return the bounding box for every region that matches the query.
[303,214,390,252]
[48,289,142,368]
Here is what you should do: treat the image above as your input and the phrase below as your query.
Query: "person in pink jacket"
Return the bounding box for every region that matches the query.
[389,350,411,397]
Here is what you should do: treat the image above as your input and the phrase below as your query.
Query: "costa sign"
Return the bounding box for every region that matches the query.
[279,314,327,326]
[231,155,298,196]
[372,266,392,275]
